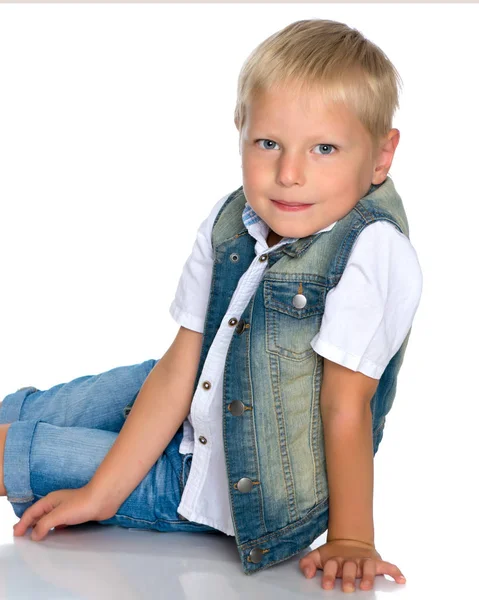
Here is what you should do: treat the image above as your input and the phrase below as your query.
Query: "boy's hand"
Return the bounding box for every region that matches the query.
[299,540,406,593]
[12,486,117,542]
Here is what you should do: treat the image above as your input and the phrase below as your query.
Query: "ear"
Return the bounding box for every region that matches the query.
[371,129,400,184]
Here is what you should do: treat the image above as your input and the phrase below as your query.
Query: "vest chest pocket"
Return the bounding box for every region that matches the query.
[264,279,327,361]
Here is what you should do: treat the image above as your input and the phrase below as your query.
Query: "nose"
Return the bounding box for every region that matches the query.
[276,152,306,187]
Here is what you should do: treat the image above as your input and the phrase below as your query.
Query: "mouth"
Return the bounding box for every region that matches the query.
[270,199,313,211]
[271,199,310,206]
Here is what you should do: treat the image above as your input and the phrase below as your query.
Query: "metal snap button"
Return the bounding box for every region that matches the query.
[249,548,264,564]
[259,254,268,262]
[230,253,240,263]
[199,436,207,444]
[292,293,307,309]
[228,318,238,326]
[202,381,212,390]
[237,477,254,493]
[228,400,245,416]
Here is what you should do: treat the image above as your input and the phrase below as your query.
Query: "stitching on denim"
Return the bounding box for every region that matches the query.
[222,330,240,541]
[8,495,34,503]
[310,354,321,506]
[265,284,322,362]
[269,352,298,522]
[211,187,244,243]
[245,292,267,535]
[105,513,159,526]
[240,496,329,551]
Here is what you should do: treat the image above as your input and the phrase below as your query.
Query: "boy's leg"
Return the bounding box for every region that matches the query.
[0,359,158,432]
[3,419,217,536]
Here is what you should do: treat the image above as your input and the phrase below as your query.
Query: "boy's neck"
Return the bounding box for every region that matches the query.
[267,230,283,248]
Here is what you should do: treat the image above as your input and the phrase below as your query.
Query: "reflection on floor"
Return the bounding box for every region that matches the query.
[0,497,439,599]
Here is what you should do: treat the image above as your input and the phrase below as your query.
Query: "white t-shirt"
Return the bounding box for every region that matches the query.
[169,192,423,535]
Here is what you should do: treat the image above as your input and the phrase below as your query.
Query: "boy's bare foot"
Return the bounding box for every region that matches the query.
[0,423,11,496]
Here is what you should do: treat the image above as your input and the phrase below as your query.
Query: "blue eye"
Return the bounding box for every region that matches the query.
[315,144,335,155]
[256,139,336,154]
[257,139,279,150]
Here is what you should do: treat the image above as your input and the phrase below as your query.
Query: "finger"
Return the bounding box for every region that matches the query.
[299,557,314,578]
[377,561,407,584]
[13,498,53,536]
[322,559,340,590]
[359,559,376,590]
[341,560,358,593]
[299,550,321,578]
[30,511,64,541]
[14,515,43,535]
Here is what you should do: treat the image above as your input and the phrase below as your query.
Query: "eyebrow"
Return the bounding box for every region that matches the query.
[249,128,343,142]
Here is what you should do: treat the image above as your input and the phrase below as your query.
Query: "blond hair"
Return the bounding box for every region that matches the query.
[234,19,402,149]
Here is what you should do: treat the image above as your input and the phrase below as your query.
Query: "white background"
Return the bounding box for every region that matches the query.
[0,3,478,596]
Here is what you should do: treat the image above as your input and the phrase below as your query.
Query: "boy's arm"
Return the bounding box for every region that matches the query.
[87,325,203,516]
[319,357,380,547]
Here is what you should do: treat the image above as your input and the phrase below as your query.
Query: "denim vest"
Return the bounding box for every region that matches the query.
[193,176,411,574]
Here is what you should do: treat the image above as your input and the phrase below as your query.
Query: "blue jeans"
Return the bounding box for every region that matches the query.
[0,359,218,535]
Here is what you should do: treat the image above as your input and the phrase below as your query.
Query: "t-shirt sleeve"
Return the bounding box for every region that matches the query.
[310,220,423,379]
[169,193,231,333]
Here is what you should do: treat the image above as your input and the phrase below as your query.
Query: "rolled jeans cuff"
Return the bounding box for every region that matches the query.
[3,419,40,505]
[0,387,39,424]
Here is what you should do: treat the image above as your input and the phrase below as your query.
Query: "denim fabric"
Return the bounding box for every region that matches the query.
[194,176,413,574]
[0,360,217,535]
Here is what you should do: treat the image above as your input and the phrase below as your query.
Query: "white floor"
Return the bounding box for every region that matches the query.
[0,496,472,600]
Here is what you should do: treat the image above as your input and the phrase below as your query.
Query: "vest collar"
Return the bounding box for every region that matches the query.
[240,181,384,259]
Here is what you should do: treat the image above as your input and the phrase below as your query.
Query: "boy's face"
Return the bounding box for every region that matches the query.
[238,84,398,243]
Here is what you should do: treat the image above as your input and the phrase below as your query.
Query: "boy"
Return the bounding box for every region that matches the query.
[4,19,421,593]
